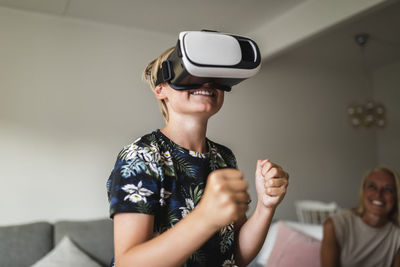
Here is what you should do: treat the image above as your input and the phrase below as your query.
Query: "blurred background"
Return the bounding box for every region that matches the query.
[0,0,399,226]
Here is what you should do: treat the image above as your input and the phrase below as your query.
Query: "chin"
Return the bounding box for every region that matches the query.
[196,104,221,114]
[365,206,391,218]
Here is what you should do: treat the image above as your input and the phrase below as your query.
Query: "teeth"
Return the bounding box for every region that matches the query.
[372,200,383,206]
[191,90,213,96]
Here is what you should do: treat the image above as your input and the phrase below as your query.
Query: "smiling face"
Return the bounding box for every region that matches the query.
[156,83,225,121]
[362,170,397,221]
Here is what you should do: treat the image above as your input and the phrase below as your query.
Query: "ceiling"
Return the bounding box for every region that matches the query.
[0,0,306,35]
[285,1,400,71]
[0,0,399,70]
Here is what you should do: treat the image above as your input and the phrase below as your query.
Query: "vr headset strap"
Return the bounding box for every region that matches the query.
[155,60,173,86]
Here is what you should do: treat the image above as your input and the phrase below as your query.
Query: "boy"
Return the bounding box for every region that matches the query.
[107,35,289,267]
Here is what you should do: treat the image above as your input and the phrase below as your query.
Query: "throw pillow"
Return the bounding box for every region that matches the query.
[31,236,102,267]
[265,222,321,267]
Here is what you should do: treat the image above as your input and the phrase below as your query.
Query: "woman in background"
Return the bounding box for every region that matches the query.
[321,166,400,267]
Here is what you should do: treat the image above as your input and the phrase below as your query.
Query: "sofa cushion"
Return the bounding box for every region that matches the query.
[0,222,53,267]
[252,220,323,266]
[32,236,102,267]
[264,221,321,267]
[54,218,113,267]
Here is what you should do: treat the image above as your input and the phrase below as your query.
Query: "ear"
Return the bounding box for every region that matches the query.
[154,84,168,100]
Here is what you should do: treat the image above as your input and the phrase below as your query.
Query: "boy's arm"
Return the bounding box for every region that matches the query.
[114,169,250,267]
[234,206,275,267]
[234,159,289,267]
[114,209,217,267]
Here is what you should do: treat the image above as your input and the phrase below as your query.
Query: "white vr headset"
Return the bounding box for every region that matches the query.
[155,30,261,92]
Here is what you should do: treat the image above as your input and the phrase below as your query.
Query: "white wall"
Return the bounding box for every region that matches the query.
[374,61,400,171]
[0,6,390,225]
[0,7,175,225]
[210,55,377,220]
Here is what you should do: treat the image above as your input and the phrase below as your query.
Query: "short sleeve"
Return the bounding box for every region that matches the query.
[209,141,237,170]
[107,143,162,218]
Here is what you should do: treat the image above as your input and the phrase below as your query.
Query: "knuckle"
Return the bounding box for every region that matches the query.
[230,169,243,180]
[208,173,218,183]
[221,193,233,205]
[267,187,274,195]
[210,169,226,180]
[214,183,224,193]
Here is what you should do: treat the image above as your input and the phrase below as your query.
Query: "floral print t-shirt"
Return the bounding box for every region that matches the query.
[106,130,238,267]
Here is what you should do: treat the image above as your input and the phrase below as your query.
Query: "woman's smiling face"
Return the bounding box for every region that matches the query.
[363,170,397,220]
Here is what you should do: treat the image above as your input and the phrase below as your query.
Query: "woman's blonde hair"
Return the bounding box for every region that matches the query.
[142,47,175,122]
[354,165,400,226]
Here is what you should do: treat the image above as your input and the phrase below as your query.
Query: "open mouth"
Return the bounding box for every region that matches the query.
[371,200,384,206]
[189,89,216,97]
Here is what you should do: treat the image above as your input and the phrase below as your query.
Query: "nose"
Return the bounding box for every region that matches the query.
[375,188,385,199]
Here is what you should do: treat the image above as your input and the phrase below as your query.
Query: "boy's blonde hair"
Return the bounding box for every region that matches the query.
[142,47,175,122]
[354,165,400,226]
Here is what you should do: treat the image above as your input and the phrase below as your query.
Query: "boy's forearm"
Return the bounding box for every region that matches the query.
[234,203,276,266]
[117,209,217,267]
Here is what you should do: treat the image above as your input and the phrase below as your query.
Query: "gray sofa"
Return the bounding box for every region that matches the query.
[0,218,113,267]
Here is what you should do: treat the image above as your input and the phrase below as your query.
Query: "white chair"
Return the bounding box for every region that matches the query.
[295,200,339,224]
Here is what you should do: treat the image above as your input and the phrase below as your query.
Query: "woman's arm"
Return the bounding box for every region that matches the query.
[392,249,400,267]
[234,159,288,266]
[321,218,340,267]
[114,168,250,267]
